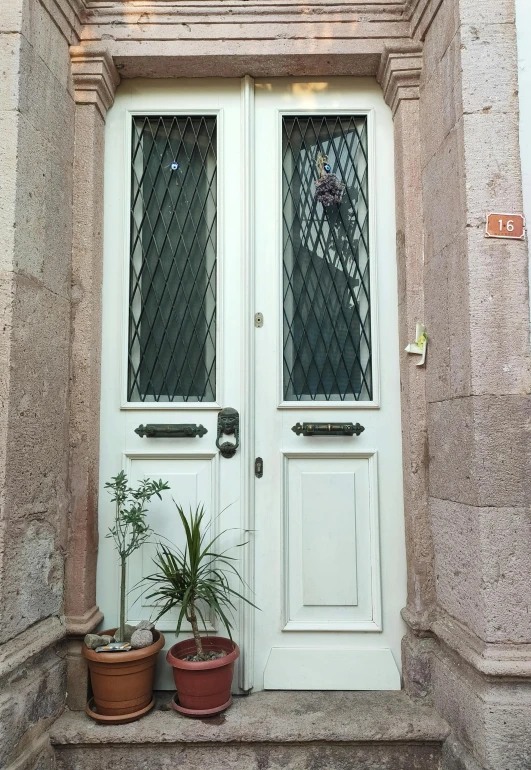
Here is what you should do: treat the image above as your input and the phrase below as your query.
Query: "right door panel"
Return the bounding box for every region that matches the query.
[253,78,406,690]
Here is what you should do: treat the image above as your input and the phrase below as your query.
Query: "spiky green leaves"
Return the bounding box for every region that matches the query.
[143,504,258,654]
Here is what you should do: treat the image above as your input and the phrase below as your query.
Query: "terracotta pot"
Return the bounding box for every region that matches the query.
[166,636,239,717]
[82,628,165,723]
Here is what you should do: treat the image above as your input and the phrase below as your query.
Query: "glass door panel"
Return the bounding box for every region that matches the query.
[129,116,217,403]
[282,115,371,402]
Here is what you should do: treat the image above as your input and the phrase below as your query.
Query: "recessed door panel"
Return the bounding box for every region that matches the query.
[283,453,380,631]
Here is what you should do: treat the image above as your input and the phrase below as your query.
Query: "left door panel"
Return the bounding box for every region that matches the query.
[98,80,247,690]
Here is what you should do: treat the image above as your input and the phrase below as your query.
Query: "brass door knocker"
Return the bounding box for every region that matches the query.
[216,407,240,459]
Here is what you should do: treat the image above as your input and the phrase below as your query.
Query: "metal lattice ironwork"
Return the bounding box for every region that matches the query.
[282,115,371,402]
[128,116,217,402]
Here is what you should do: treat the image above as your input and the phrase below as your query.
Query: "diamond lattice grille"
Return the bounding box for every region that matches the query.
[128,116,217,402]
[282,115,371,401]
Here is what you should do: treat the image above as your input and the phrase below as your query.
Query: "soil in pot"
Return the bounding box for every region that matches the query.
[82,628,165,723]
[166,636,239,717]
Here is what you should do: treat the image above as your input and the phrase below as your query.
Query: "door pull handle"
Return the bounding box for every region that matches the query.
[291,422,365,437]
[135,423,207,438]
[216,407,240,458]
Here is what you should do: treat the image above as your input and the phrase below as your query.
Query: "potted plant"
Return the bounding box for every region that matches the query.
[144,503,257,717]
[82,471,169,724]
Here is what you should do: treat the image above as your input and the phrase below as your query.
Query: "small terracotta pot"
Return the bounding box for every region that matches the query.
[82,628,165,723]
[166,636,239,717]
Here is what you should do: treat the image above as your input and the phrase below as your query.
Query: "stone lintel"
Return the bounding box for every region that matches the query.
[70,46,120,119]
[378,44,423,114]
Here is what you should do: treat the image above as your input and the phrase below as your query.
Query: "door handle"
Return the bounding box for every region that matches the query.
[291,422,365,437]
[135,423,207,438]
[216,407,240,458]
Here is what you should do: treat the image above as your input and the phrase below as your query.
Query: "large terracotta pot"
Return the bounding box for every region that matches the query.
[82,628,165,723]
[166,636,239,717]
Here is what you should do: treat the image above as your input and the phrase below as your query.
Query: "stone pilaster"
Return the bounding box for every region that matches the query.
[65,47,120,646]
[378,44,437,698]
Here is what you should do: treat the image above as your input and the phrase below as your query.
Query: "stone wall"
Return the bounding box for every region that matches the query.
[419,0,531,767]
[0,0,80,766]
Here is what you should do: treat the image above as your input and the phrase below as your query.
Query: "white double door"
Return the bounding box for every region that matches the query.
[98,77,406,691]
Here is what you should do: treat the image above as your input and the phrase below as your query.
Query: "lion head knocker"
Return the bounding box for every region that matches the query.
[216,407,240,459]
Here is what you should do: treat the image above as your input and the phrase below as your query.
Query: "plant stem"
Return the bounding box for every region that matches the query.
[120,556,126,640]
[188,604,204,658]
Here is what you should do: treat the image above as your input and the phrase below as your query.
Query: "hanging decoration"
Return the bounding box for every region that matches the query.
[315,153,345,207]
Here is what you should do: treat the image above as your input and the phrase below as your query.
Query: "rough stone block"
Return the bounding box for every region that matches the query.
[420,31,462,168]
[402,631,436,700]
[424,246,451,403]
[433,645,531,769]
[462,112,523,220]
[465,226,531,397]
[442,737,484,770]
[0,646,65,768]
[13,111,74,298]
[25,0,75,92]
[428,395,531,508]
[421,0,459,83]
[66,640,89,711]
[431,499,531,642]
[16,32,75,149]
[471,395,531,507]
[0,111,19,265]
[427,396,475,505]
[457,0,515,27]
[460,22,519,115]
[0,33,22,113]
[446,234,472,398]
[422,120,467,261]
[55,743,444,770]
[52,691,449,769]
[0,275,69,643]
[0,3,24,34]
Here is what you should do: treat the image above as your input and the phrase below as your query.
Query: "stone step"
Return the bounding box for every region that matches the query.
[50,690,450,770]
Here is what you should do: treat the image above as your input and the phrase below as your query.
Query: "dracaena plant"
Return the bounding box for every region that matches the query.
[143,503,257,659]
[105,471,170,641]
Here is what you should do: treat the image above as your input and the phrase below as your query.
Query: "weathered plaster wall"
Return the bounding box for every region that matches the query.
[418,0,531,767]
[0,0,80,766]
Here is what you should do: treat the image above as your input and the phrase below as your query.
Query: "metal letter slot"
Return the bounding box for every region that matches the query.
[135,424,208,439]
[291,422,365,437]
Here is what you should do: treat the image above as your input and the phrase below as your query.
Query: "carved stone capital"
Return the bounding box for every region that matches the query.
[432,611,531,679]
[65,605,104,637]
[377,44,423,115]
[70,46,120,120]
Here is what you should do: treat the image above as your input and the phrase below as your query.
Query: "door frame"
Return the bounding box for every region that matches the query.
[96,75,404,693]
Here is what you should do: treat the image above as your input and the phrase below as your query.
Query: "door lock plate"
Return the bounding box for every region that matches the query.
[254,457,263,478]
[254,312,264,328]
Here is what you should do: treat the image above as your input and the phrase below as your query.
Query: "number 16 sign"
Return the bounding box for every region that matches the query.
[486,213,526,240]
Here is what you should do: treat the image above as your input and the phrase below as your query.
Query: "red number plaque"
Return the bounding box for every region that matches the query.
[486,213,526,240]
